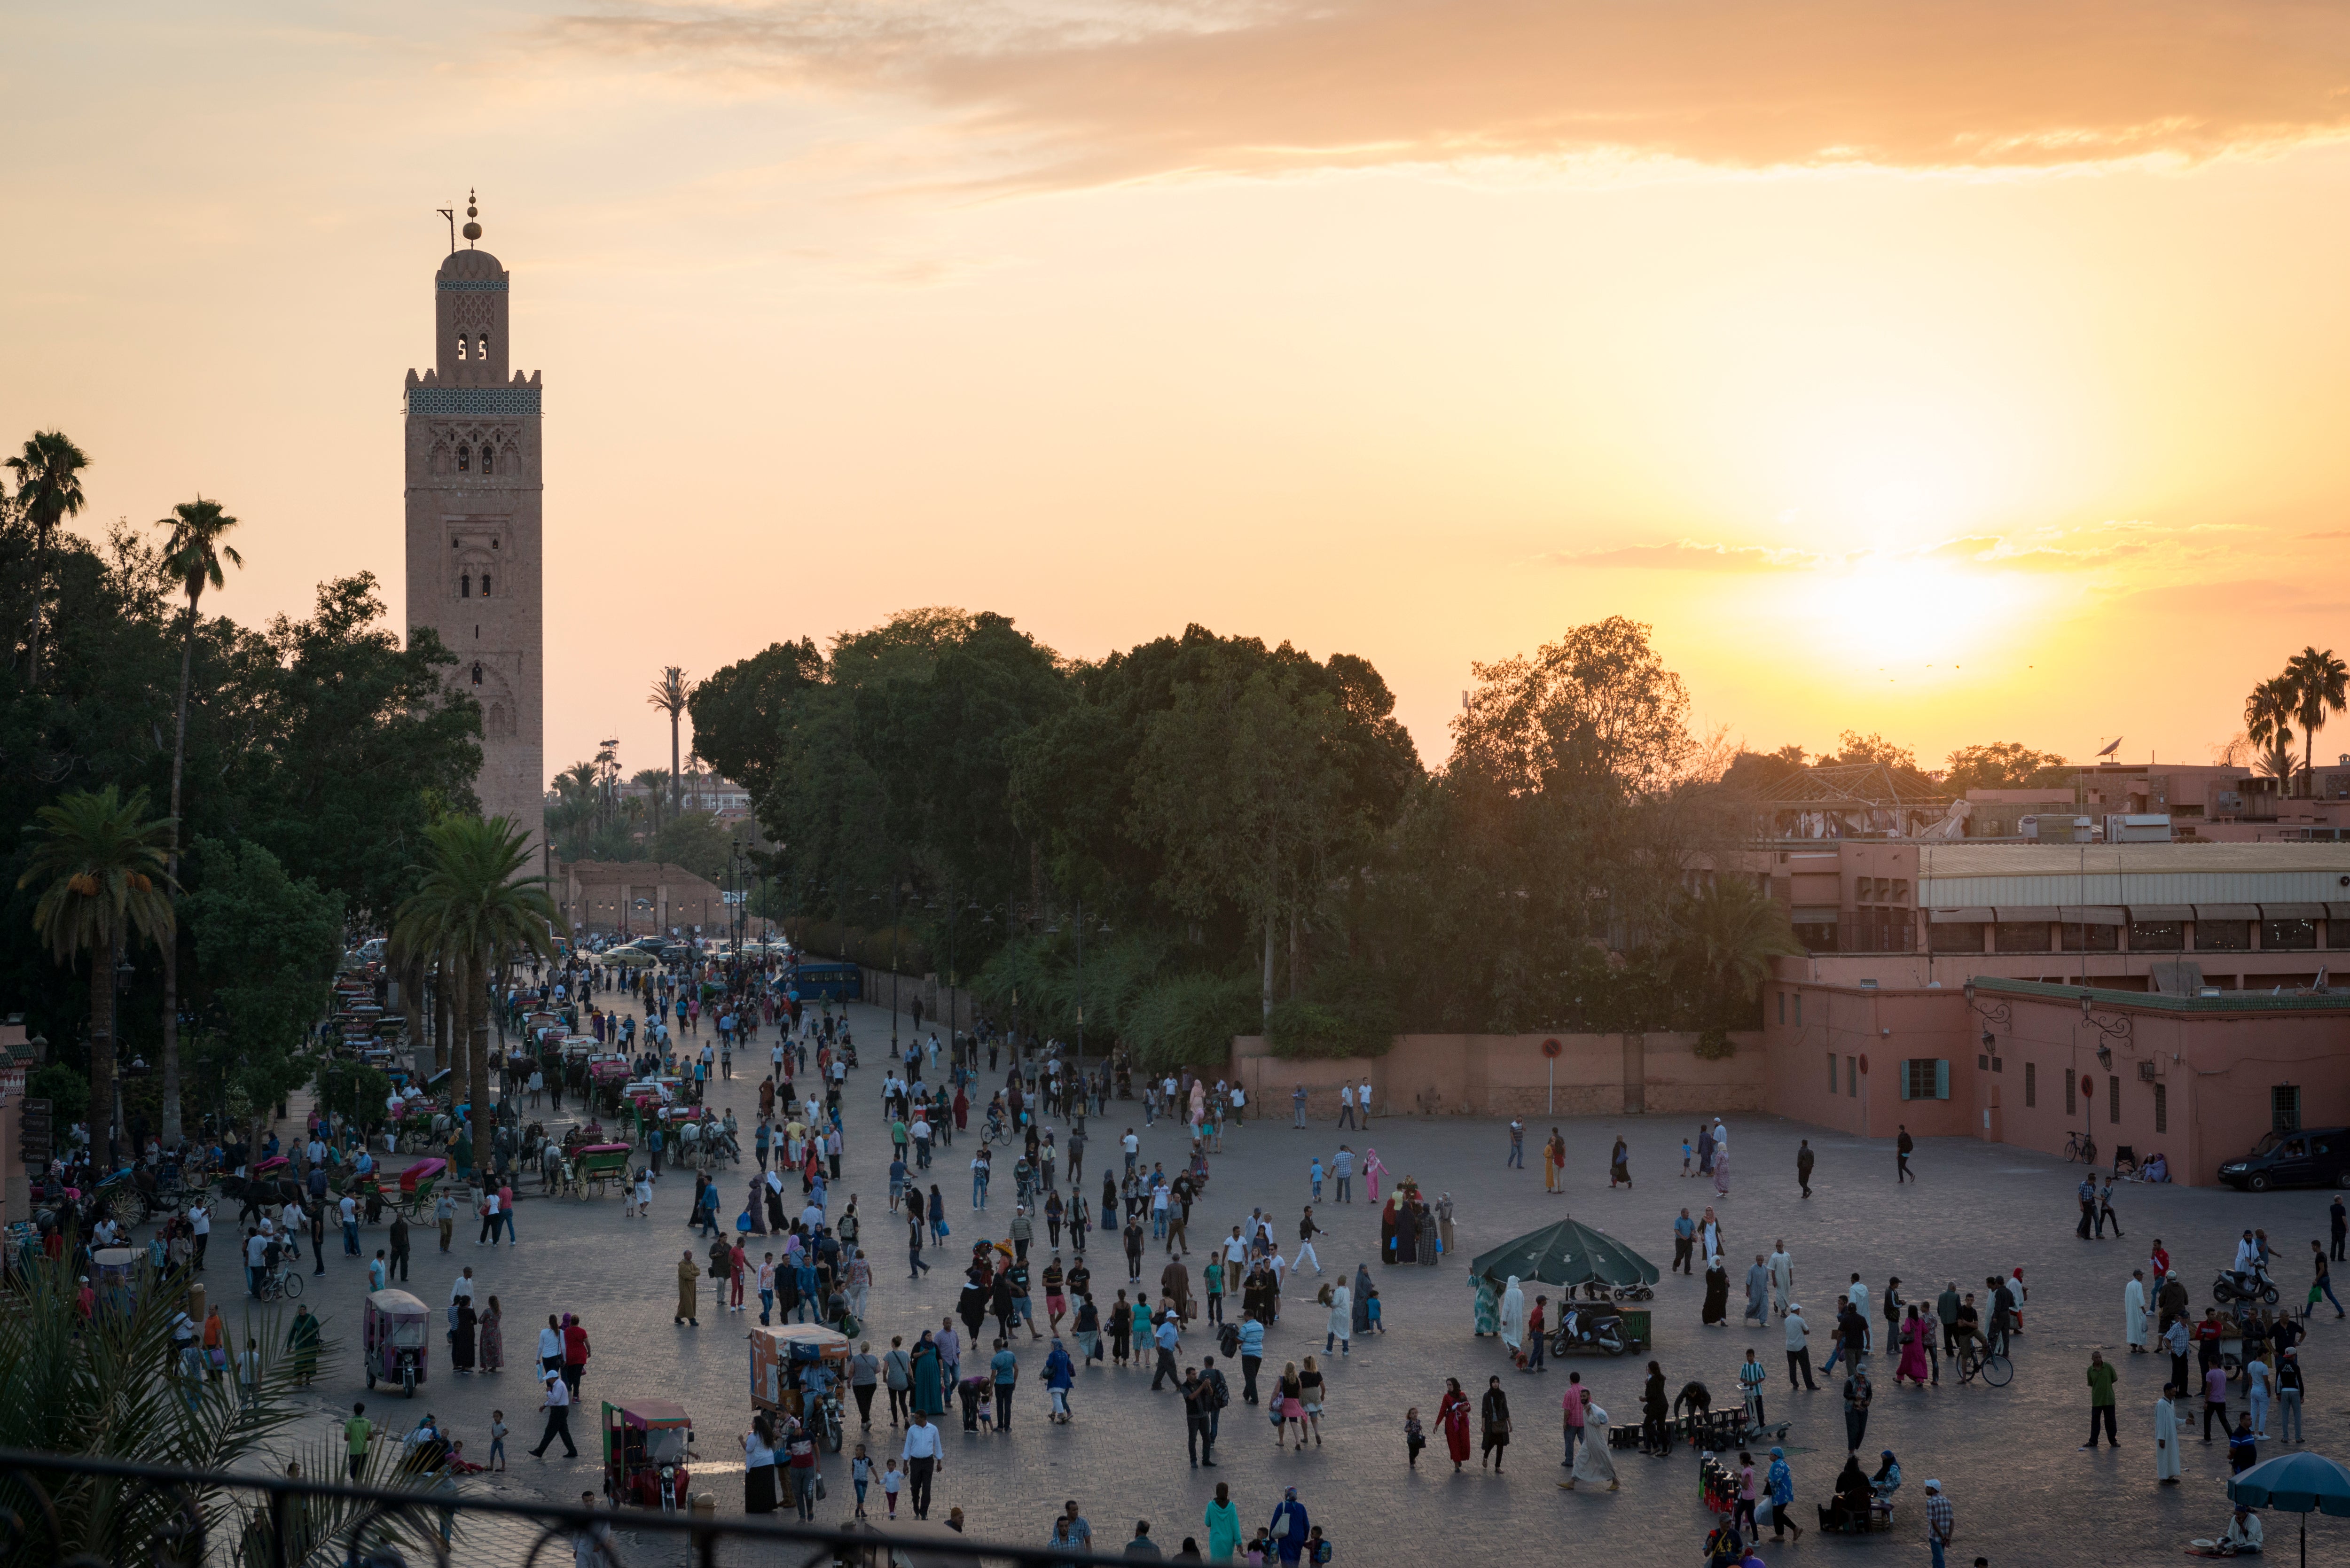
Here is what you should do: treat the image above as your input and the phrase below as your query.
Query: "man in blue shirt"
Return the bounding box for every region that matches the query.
[990,1339,1020,1432]
[1238,1314,1267,1404]
[1673,1210,1696,1276]
[1151,1309,1182,1390]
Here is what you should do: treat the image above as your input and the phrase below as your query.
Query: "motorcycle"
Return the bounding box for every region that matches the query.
[2214,1267,2280,1306]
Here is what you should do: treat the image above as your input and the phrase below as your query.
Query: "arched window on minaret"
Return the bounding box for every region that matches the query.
[461,573,472,599]
[480,573,493,597]
[456,333,470,361]
[457,445,470,472]
[471,662,485,686]
[478,333,490,361]
[480,447,494,476]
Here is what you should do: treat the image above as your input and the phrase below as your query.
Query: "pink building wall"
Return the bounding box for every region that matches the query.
[1229,1032,1767,1121]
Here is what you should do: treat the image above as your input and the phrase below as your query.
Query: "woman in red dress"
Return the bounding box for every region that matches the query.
[1438,1377,1474,1471]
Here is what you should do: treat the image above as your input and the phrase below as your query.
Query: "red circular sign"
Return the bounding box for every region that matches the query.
[1542,1038,1562,1059]
[1858,1053,1869,1076]
[2082,1074,2095,1097]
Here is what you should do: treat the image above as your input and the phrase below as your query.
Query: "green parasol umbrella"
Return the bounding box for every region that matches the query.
[1468,1217,1660,1291]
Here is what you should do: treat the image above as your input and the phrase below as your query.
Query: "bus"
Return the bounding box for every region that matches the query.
[787,961,862,1002]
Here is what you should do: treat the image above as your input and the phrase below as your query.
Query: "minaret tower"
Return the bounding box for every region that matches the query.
[403,192,545,856]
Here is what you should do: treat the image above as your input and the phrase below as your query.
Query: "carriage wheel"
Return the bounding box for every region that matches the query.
[590,1178,606,1200]
[109,1188,148,1228]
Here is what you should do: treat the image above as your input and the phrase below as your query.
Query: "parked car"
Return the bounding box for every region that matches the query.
[2218,1128,2350,1191]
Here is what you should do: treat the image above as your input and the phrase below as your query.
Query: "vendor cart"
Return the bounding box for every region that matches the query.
[602,1399,695,1512]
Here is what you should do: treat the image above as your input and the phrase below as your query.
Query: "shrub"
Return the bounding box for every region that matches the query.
[1265,992,1399,1060]
[1692,1028,1736,1061]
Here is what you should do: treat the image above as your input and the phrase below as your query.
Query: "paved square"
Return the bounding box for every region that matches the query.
[227,998,2350,1564]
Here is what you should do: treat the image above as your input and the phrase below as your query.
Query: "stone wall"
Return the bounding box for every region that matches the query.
[1229,1031,1766,1120]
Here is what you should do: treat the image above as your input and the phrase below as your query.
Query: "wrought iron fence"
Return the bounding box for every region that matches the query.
[0,1446,1151,1568]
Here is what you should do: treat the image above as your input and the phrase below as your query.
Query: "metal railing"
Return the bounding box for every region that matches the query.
[0,1447,1148,1568]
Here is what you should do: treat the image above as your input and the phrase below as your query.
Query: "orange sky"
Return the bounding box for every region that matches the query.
[10,1,2350,785]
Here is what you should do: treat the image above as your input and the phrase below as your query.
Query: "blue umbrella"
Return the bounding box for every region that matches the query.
[2228,1451,2350,1568]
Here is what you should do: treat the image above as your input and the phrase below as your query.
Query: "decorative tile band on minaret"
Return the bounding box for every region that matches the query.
[403,195,546,860]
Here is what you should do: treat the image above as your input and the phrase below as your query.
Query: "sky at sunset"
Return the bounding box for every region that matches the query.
[11,1,2350,785]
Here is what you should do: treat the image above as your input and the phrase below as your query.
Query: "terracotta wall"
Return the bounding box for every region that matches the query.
[1229,1032,1766,1120]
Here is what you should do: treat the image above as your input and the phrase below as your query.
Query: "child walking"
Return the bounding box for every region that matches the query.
[1404,1407,1426,1469]
[850,1444,871,1519]
[881,1459,903,1520]
[488,1411,508,1472]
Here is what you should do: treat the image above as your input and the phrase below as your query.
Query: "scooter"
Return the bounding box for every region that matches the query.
[2214,1267,2280,1306]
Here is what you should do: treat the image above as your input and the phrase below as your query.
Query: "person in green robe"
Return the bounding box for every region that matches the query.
[285,1303,322,1385]
[1473,1276,1501,1336]
[910,1332,946,1416]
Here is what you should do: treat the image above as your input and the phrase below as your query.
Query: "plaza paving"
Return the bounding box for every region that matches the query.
[197,996,2350,1564]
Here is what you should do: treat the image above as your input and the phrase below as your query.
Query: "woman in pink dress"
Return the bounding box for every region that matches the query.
[1363,1149,1386,1204]
[1896,1304,1932,1386]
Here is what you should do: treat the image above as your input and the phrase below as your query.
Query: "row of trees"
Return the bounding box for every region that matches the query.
[4,429,484,1157]
[2242,647,2350,792]
[692,611,1802,1065]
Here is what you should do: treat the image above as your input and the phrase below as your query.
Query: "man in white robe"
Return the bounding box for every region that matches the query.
[2154,1387,2181,1484]
[1499,1277,1528,1357]
[2125,1270,2149,1352]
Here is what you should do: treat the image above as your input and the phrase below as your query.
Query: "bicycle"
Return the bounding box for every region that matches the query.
[258,1265,304,1302]
[1954,1337,2010,1387]
[2063,1131,2098,1166]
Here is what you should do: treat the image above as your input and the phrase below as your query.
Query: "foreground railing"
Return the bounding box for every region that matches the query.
[0,1447,1145,1568]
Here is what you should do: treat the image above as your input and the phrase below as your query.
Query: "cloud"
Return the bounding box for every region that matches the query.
[2301,530,2350,540]
[552,0,2350,187]
[1547,540,1825,572]
[1551,533,2158,575]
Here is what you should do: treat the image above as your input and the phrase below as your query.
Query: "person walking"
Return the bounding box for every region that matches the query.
[1785,1303,1817,1391]
[900,1410,942,1520]
[675,1250,701,1327]
[530,1371,578,1458]
[1841,1365,1872,1454]
[2312,1242,2345,1318]
[1437,1378,1472,1472]
[2080,1350,2119,1448]
[1895,1125,1914,1183]
[1923,1479,1953,1568]
[2277,1348,2306,1444]
[1762,1446,1802,1544]
[1744,1254,1770,1328]
[1795,1139,1814,1199]
[1480,1376,1512,1473]
[2125,1269,2149,1353]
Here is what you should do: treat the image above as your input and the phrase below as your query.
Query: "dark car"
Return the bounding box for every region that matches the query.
[2218,1128,2350,1191]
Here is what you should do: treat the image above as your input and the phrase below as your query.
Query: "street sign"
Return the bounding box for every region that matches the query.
[20,1095,53,1164]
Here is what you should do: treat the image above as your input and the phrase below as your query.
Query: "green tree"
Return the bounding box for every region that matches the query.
[1131,664,1357,1022]
[0,1251,438,1568]
[183,837,341,1154]
[2286,647,2349,796]
[156,495,245,1144]
[390,817,556,1147]
[1452,616,1695,796]
[18,785,175,1161]
[1663,876,1805,1029]
[648,665,690,817]
[653,809,733,883]
[5,429,90,686]
[1826,730,1918,771]
[686,637,823,802]
[1943,741,2071,792]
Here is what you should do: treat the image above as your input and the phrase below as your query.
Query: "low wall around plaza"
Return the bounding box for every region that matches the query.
[1229,1031,1767,1120]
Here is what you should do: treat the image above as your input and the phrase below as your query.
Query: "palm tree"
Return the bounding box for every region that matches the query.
[5,429,91,686]
[390,817,556,1158]
[2286,647,2349,796]
[648,667,690,817]
[154,496,244,1145]
[18,786,177,1163]
[631,767,671,838]
[1668,875,1805,1026]
[2246,676,2300,788]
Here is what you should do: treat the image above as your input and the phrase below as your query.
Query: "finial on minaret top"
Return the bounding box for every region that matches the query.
[463,189,482,247]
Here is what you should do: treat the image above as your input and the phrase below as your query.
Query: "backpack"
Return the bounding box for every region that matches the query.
[1220,1324,1241,1359]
